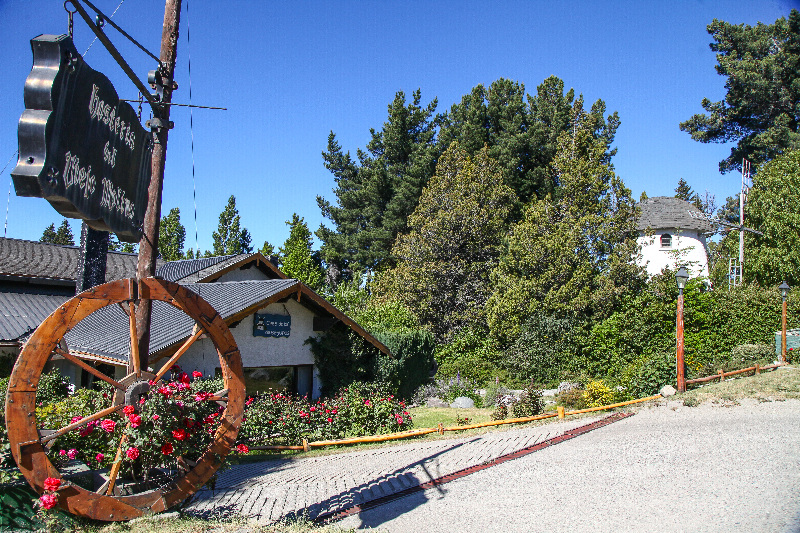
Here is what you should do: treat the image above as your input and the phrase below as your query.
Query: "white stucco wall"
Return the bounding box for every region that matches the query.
[176,298,323,397]
[215,265,273,282]
[637,229,709,279]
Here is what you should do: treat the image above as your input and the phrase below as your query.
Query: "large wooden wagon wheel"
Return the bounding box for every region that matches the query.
[5,277,245,521]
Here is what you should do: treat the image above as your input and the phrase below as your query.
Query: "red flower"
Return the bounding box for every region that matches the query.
[245,397,254,406]
[43,477,61,492]
[100,419,116,433]
[192,370,203,379]
[236,444,249,454]
[95,453,104,463]
[158,386,173,397]
[123,405,135,415]
[184,418,194,428]
[39,493,58,509]
[194,391,213,402]
[179,372,191,385]
[126,447,139,460]
[172,429,188,441]
[128,414,142,428]
[327,417,333,423]
[161,443,174,455]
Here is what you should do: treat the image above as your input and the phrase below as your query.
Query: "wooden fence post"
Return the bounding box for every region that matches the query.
[302,439,309,452]
[437,423,444,435]
[718,369,725,382]
[755,363,760,375]
[557,406,565,419]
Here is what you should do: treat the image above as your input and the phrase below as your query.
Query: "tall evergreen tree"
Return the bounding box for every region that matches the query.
[317,89,439,275]
[40,223,58,244]
[158,207,186,261]
[108,235,136,253]
[54,220,75,245]
[279,214,324,291]
[680,10,800,174]
[212,195,252,256]
[375,143,517,342]
[487,101,642,343]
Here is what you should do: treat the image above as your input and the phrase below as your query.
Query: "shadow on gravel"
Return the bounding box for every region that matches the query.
[271,439,481,527]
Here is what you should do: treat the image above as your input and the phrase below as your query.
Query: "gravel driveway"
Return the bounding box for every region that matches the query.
[336,399,800,532]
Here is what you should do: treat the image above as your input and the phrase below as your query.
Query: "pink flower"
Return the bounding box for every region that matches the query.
[194,391,213,401]
[152,414,160,421]
[39,493,58,510]
[59,449,66,456]
[236,444,249,454]
[43,477,61,492]
[123,405,136,415]
[139,397,147,404]
[100,419,116,433]
[70,416,82,424]
[79,425,94,437]
[95,453,104,463]
[245,397,254,406]
[192,370,203,379]
[161,443,174,455]
[67,449,77,460]
[126,447,139,460]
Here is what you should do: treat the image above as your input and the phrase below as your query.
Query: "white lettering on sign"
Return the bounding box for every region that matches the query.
[103,141,117,168]
[88,84,136,150]
[63,151,96,198]
[99,177,135,221]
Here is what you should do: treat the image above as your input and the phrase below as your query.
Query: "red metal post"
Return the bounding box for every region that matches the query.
[676,288,686,392]
[134,0,182,371]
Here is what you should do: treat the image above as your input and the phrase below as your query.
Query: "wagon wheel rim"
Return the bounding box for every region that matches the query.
[4,277,245,521]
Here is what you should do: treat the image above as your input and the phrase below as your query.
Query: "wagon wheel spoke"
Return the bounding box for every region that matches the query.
[54,347,126,391]
[196,388,229,407]
[39,404,124,445]
[128,301,142,377]
[101,432,129,495]
[151,325,205,385]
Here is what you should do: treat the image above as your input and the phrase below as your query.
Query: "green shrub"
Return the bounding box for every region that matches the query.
[510,388,544,418]
[373,329,436,399]
[556,388,587,410]
[490,404,508,421]
[434,326,505,385]
[620,350,676,398]
[36,368,71,406]
[481,382,510,408]
[504,314,578,387]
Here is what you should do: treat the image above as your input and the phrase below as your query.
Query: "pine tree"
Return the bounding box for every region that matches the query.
[158,207,186,261]
[108,235,136,253]
[211,195,253,256]
[40,223,58,244]
[486,100,643,343]
[316,90,439,275]
[680,10,800,173]
[279,214,324,291]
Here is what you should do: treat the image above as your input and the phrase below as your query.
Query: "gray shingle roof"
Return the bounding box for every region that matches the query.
[64,279,300,362]
[0,238,139,282]
[636,196,715,233]
[155,255,237,282]
[0,291,70,341]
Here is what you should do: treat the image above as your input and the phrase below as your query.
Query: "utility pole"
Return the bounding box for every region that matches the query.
[134,0,182,372]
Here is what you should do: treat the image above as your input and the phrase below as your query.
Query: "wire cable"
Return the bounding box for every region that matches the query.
[186,0,200,257]
[82,0,125,56]
[1,151,19,238]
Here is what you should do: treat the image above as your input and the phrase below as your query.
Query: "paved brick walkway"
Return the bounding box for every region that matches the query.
[185,415,602,524]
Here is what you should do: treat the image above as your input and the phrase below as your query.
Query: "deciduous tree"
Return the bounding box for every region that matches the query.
[375,143,517,342]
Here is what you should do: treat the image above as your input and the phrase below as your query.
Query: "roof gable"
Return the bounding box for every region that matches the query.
[636,196,714,233]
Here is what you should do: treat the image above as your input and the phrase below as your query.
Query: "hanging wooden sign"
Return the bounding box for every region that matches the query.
[11,34,152,242]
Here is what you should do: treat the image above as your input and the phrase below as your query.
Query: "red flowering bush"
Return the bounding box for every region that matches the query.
[37,369,227,483]
[238,381,412,446]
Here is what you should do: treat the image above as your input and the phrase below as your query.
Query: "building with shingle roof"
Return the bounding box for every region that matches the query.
[0,238,387,398]
[636,196,714,278]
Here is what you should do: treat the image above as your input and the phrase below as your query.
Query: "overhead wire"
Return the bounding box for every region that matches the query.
[186,0,200,258]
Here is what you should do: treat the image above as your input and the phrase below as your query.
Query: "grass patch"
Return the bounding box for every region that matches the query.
[679,365,800,406]
[408,406,494,429]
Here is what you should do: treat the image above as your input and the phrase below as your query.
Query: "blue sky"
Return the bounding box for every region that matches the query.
[0,0,796,253]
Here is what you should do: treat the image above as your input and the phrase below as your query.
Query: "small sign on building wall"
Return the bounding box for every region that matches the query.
[253,313,291,338]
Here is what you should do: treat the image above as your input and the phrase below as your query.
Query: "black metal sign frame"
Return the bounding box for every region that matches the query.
[11,34,152,242]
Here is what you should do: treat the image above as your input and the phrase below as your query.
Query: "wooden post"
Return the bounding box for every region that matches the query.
[676,288,686,392]
[781,294,788,364]
[557,406,565,419]
[134,0,182,372]
[302,439,309,452]
[718,369,725,382]
[437,423,443,435]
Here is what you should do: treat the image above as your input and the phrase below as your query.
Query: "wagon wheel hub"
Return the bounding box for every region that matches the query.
[124,380,151,410]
